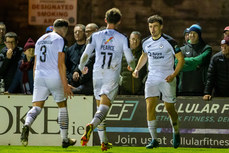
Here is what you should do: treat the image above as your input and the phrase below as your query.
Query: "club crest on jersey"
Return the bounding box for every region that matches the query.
[186,51,190,55]
[159,44,164,48]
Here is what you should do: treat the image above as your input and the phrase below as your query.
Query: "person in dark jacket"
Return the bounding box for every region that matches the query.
[65,24,86,85]
[183,28,189,45]
[8,38,35,94]
[176,24,212,96]
[71,23,98,94]
[203,36,229,100]
[0,32,23,91]
[119,31,146,95]
[72,52,95,95]
[0,22,6,53]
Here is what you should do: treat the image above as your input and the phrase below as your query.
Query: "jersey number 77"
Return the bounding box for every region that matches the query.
[101,52,113,69]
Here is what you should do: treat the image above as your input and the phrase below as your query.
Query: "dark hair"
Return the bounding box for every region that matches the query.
[53,19,69,28]
[105,8,122,24]
[0,22,6,27]
[5,32,17,41]
[147,15,163,25]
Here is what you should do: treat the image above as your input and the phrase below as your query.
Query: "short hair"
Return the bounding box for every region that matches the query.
[131,31,142,38]
[86,23,99,30]
[147,15,163,25]
[74,24,86,32]
[105,8,122,24]
[0,22,6,27]
[53,19,69,28]
[5,32,17,41]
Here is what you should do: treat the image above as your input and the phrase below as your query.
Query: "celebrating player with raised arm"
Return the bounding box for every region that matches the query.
[78,8,135,151]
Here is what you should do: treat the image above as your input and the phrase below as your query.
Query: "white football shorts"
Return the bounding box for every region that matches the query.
[93,76,119,102]
[145,78,176,103]
[32,77,66,103]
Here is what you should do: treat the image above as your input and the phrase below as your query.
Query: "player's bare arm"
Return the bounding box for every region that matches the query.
[165,51,184,82]
[78,43,95,72]
[78,53,89,72]
[132,52,148,78]
[58,52,74,99]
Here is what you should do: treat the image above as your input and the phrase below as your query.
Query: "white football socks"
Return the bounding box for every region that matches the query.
[91,104,109,128]
[58,107,69,142]
[147,120,157,140]
[25,106,42,126]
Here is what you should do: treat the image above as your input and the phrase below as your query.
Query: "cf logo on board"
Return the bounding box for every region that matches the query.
[106,100,139,121]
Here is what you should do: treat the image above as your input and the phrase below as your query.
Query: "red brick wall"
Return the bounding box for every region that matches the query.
[1,0,229,52]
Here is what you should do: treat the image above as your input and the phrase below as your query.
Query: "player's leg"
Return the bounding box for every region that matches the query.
[57,101,76,148]
[161,79,180,148]
[144,81,160,149]
[21,78,49,146]
[81,95,111,146]
[96,99,112,151]
[164,102,180,148]
[96,101,107,142]
[164,102,179,133]
[145,97,159,149]
[48,78,76,148]
[21,101,44,146]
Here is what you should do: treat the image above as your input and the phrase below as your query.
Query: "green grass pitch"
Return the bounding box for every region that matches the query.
[0,146,228,153]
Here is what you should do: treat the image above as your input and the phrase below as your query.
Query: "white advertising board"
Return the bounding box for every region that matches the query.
[0,95,93,146]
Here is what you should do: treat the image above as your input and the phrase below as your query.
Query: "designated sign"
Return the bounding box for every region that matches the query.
[28,0,77,25]
[93,96,229,148]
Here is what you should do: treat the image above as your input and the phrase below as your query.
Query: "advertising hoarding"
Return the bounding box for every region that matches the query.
[93,96,229,148]
[0,95,93,146]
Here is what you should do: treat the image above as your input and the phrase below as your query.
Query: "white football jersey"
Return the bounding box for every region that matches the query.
[84,29,134,78]
[142,34,181,80]
[34,32,65,79]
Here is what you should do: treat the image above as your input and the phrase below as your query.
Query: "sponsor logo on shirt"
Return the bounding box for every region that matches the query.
[101,37,115,51]
[105,37,114,44]
[148,52,164,59]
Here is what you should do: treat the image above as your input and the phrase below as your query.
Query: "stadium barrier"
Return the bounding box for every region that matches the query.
[0,95,228,148]
[0,95,93,146]
[93,96,229,148]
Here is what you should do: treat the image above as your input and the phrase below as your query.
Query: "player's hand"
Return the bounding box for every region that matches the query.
[64,84,75,99]
[6,49,13,59]
[73,72,80,82]
[203,95,212,101]
[165,75,175,82]
[127,65,133,71]
[132,69,139,78]
[82,67,88,75]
